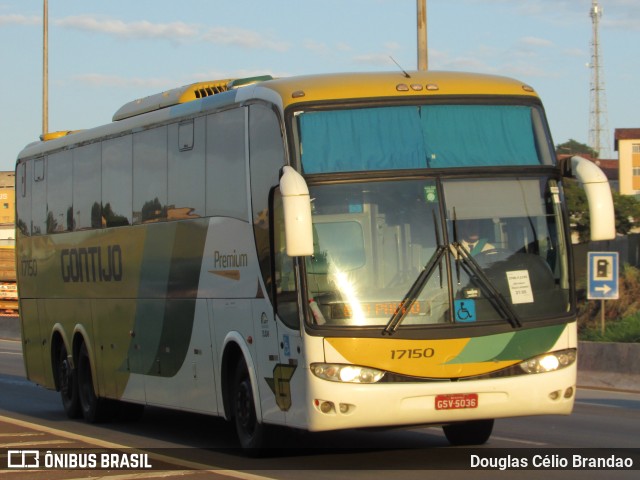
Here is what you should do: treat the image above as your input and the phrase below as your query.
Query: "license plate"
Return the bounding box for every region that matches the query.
[435,393,478,410]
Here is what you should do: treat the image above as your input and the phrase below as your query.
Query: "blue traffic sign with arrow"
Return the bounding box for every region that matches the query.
[587,252,619,300]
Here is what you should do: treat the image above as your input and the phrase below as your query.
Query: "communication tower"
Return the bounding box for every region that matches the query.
[588,0,612,159]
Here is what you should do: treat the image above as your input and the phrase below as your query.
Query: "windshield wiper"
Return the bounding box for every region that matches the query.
[452,242,522,329]
[384,210,446,335]
[383,245,447,335]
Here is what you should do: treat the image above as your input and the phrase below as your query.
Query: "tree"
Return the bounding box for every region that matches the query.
[563,178,590,242]
[612,191,640,235]
[556,139,599,158]
[558,139,640,240]
[563,173,640,241]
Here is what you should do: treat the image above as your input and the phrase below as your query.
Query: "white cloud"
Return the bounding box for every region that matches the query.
[54,14,293,51]
[519,36,554,48]
[55,15,198,41]
[304,39,331,55]
[0,14,40,26]
[202,26,289,52]
[72,73,174,90]
[562,47,585,58]
[352,53,395,66]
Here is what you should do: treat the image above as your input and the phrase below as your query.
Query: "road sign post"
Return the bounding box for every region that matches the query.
[587,252,619,334]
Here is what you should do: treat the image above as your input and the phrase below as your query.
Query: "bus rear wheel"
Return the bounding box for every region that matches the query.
[442,419,494,446]
[232,360,269,451]
[77,342,113,423]
[56,343,81,419]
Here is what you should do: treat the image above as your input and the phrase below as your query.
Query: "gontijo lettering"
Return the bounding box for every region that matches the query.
[61,245,123,283]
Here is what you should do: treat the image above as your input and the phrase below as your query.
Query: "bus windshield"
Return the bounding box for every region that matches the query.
[303,177,570,328]
[297,104,555,173]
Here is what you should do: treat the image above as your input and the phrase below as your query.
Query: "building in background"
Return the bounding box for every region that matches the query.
[615,129,640,196]
[0,171,17,312]
[0,172,15,244]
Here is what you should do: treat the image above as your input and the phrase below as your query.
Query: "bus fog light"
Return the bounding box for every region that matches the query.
[564,387,574,398]
[339,403,354,414]
[320,401,334,413]
[549,390,560,400]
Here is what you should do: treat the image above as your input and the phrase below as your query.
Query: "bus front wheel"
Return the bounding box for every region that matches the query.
[442,419,494,446]
[232,360,268,451]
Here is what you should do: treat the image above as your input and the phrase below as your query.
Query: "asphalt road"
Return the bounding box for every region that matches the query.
[1,337,638,479]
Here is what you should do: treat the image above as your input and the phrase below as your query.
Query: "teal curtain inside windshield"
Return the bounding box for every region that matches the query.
[299,105,541,173]
[423,105,539,168]
[299,107,426,173]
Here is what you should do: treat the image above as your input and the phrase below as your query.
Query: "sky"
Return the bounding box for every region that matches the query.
[1,0,638,171]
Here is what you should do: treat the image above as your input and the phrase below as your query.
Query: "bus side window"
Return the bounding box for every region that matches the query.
[273,190,300,329]
[16,161,31,236]
[169,117,205,219]
[206,109,247,220]
[133,126,168,224]
[102,136,133,227]
[47,150,73,233]
[31,158,47,235]
[73,143,102,230]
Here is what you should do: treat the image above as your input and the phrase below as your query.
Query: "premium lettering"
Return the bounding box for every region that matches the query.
[61,245,123,283]
[213,250,248,269]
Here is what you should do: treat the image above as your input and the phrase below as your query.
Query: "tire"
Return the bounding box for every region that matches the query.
[442,419,494,446]
[232,360,269,451]
[56,343,81,419]
[76,342,113,423]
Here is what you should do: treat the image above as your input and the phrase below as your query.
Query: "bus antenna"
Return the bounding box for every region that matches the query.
[390,56,411,78]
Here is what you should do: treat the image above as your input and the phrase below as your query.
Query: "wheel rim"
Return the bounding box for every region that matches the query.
[78,350,93,413]
[235,377,256,437]
[59,354,72,401]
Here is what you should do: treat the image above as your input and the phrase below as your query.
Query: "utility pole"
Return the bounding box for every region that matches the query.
[43,0,49,136]
[417,0,428,70]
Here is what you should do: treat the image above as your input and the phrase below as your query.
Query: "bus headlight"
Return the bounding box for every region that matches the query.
[311,363,385,383]
[518,349,576,374]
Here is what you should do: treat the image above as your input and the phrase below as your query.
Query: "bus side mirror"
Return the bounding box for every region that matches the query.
[569,156,616,241]
[279,166,314,256]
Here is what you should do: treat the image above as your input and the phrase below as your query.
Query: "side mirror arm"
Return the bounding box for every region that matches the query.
[566,156,616,241]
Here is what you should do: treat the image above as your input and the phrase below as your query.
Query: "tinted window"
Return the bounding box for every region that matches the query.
[31,158,46,235]
[73,143,102,230]
[102,136,132,227]
[47,151,73,233]
[134,126,167,224]
[16,161,31,236]
[169,118,205,219]
[206,109,247,219]
[249,104,285,304]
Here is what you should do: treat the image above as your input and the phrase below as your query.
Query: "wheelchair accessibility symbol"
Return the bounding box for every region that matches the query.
[454,300,476,323]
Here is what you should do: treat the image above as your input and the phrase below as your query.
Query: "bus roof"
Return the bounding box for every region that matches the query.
[17,71,539,161]
[259,70,538,109]
[112,70,538,122]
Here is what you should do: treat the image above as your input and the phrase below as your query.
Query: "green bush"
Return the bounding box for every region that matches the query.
[579,313,640,342]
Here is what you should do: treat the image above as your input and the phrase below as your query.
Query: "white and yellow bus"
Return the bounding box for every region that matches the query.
[16,71,615,449]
